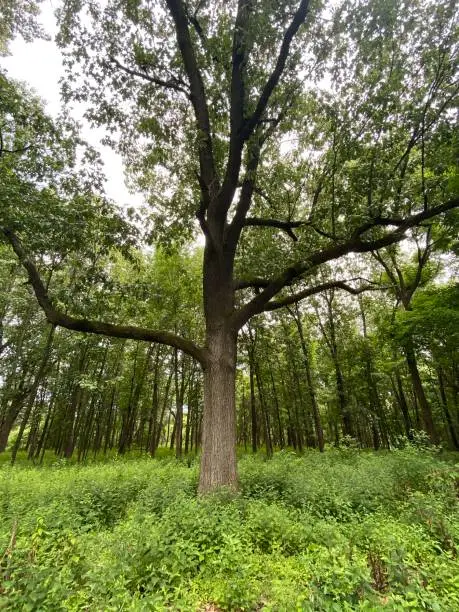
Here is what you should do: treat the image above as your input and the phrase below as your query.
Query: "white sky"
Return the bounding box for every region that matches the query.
[1,0,141,208]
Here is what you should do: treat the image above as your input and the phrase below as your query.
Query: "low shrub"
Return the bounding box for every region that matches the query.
[0,448,457,610]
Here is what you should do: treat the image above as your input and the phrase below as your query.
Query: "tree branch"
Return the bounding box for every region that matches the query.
[351,213,440,239]
[243,217,305,241]
[234,277,271,290]
[166,0,218,202]
[109,55,191,98]
[263,280,382,311]
[232,197,459,328]
[225,93,297,247]
[215,0,253,224]
[236,183,337,241]
[185,4,228,70]
[371,250,399,290]
[1,228,207,366]
[225,136,261,250]
[242,0,311,140]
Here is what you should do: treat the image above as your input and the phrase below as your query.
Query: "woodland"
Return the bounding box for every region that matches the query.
[0,0,458,609]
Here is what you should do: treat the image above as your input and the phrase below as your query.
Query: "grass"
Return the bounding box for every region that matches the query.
[0,446,458,610]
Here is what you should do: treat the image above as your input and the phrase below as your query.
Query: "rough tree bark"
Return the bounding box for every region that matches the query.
[199,327,238,491]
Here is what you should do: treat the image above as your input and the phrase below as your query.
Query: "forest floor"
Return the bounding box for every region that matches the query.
[0,447,458,611]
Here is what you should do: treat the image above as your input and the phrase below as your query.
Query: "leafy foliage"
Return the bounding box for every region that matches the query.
[0,73,136,260]
[1,449,458,610]
[0,0,48,55]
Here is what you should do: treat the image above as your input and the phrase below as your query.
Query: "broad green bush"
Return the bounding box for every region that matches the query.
[0,448,457,610]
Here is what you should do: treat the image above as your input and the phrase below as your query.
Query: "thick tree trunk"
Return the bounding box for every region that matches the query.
[198,327,238,493]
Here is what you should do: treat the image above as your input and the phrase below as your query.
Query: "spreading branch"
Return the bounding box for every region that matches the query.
[263,280,382,311]
[166,0,218,203]
[1,228,207,366]
[234,274,379,292]
[243,217,305,241]
[109,56,191,98]
[242,0,311,140]
[217,0,310,223]
[232,197,459,328]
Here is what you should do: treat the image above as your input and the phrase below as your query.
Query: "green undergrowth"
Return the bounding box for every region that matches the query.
[0,448,458,610]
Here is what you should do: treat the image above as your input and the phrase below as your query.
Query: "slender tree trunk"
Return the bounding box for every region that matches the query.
[241,383,248,450]
[291,308,324,452]
[184,371,196,454]
[194,399,202,454]
[174,349,184,459]
[249,353,258,453]
[404,338,437,443]
[286,353,304,452]
[147,348,161,454]
[0,414,14,453]
[0,374,31,453]
[391,371,412,438]
[334,358,352,437]
[269,368,285,448]
[35,396,55,462]
[118,343,141,454]
[27,386,47,458]
[437,367,458,450]
[152,368,174,455]
[318,294,353,438]
[11,325,55,464]
[358,299,389,449]
[61,342,89,458]
[169,414,177,450]
[254,361,273,457]
[184,394,192,454]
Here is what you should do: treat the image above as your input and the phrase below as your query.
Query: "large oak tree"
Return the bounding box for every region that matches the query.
[2,0,458,491]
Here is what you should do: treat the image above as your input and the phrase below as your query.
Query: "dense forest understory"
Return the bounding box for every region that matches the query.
[1,450,458,610]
